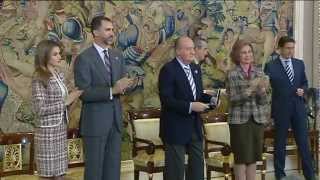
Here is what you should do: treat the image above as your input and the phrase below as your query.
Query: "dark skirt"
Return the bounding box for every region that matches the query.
[229,118,264,164]
[34,121,67,177]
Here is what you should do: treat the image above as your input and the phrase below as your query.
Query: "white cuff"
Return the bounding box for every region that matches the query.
[110,87,113,100]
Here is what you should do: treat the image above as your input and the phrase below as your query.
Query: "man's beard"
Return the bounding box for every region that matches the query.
[103,36,114,46]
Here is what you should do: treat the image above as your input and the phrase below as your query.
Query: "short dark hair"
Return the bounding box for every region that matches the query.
[230,39,254,65]
[278,36,295,48]
[90,16,112,36]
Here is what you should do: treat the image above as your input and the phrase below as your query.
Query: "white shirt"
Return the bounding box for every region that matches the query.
[280,56,294,77]
[176,57,196,92]
[93,43,109,65]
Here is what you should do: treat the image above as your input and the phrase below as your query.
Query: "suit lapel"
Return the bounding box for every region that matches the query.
[48,76,62,98]
[90,46,109,82]
[235,66,245,80]
[250,66,258,79]
[250,66,265,79]
[108,49,120,85]
[291,59,298,86]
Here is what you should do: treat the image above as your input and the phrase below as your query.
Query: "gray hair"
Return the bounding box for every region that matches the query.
[193,37,208,49]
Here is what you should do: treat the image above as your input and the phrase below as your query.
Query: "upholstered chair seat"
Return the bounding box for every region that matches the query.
[202,112,267,180]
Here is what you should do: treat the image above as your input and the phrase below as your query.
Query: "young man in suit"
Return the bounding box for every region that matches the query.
[74,16,133,180]
[264,36,315,180]
[158,36,215,180]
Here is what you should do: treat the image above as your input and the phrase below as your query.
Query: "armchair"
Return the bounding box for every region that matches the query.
[202,112,267,180]
[127,108,164,180]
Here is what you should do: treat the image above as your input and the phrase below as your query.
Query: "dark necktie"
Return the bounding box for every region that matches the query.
[103,50,112,84]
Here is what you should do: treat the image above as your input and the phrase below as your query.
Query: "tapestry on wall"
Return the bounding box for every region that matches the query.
[0,1,293,133]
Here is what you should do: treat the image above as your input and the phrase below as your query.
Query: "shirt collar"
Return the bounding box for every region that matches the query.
[279,56,293,68]
[280,56,292,62]
[237,64,255,72]
[93,43,108,55]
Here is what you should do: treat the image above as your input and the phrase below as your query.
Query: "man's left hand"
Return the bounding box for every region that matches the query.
[296,88,304,96]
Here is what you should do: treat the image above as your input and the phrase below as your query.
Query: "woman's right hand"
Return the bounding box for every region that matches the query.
[65,89,83,106]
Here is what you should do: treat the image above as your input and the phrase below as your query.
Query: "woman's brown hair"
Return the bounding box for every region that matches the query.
[230,39,254,65]
[33,40,62,86]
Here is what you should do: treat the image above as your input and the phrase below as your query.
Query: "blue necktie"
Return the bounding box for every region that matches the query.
[184,67,196,100]
[284,60,294,84]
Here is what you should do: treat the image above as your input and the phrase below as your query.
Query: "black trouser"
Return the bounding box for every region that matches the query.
[164,133,204,180]
[274,112,315,180]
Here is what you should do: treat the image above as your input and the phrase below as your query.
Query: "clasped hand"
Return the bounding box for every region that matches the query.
[245,76,270,96]
[113,77,135,95]
[65,88,83,106]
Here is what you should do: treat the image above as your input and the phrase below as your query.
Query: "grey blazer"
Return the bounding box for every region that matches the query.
[226,65,271,125]
[74,45,126,136]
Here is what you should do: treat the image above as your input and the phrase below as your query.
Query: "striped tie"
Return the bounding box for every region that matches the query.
[103,50,112,83]
[184,67,196,100]
[284,60,294,84]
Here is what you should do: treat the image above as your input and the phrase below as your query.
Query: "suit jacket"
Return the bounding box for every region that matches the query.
[74,45,126,136]
[32,72,67,127]
[264,57,308,121]
[158,58,211,145]
[226,65,270,124]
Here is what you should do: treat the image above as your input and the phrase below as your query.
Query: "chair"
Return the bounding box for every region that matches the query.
[306,88,319,173]
[0,129,86,180]
[65,128,85,179]
[127,108,164,180]
[0,132,35,180]
[67,128,84,168]
[263,128,300,177]
[202,112,267,180]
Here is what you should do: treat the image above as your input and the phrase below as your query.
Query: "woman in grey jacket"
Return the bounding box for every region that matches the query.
[226,39,270,180]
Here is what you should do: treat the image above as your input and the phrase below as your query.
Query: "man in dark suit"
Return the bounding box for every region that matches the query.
[264,36,315,180]
[158,36,214,180]
[74,16,133,180]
